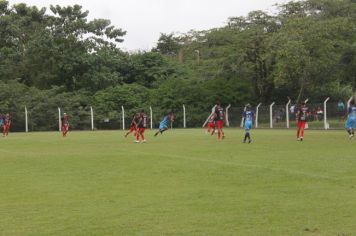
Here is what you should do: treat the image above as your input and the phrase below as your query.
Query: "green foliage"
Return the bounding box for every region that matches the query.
[1,0,356,130]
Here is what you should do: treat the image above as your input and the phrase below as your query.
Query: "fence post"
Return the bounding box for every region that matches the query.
[225,104,231,127]
[270,102,275,128]
[58,107,61,132]
[121,106,125,130]
[240,105,247,128]
[25,106,28,132]
[324,97,330,130]
[183,104,186,128]
[286,99,291,128]
[90,106,94,131]
[347,96,353,110]
[255,103,262,128]
[150,106,153,129]
[202,105,217,127]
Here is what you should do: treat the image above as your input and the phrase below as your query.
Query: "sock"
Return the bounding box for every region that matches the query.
[301,129,304,138]
[347,129,352,135]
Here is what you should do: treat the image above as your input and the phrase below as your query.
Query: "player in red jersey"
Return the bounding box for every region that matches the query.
[2,113,11,137]
[61,113,69,137]
[207,112,216,136]
[296,102,309,141]
[125,114,139,138]
[135,110,148,143]
[215,103,225,140]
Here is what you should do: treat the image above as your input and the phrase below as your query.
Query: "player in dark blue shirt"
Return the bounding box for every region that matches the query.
[242,104,254,143]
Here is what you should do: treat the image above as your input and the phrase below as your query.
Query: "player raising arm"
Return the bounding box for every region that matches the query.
[154,112,175,136]
[242,104,254,143]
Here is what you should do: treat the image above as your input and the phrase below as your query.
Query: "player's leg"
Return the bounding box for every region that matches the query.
[140,128,146,142]
[6,124,9,136]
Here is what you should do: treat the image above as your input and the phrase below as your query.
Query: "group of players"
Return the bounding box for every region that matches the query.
[0,113,11,137]
[1,99,356,141]
[124,111,176,143]
[205,99,356,142]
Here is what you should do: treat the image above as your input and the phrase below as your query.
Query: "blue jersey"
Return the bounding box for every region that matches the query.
[348,106,356,118]
[159,115,171,129]
[243,111,254,122]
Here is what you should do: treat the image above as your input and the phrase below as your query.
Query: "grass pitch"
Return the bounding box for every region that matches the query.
[0,129,356,235]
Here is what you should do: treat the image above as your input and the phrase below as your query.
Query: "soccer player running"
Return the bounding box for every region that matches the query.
[345,100,356,139]
[242,104,254,143]
[206,112,216,135]
[3,113,11,137]
[296,102,309,141]
[215,102,225,140]
[154,112,175,136]
[61,113,69,137]
[125,114,139,138]
[135,110,148,143]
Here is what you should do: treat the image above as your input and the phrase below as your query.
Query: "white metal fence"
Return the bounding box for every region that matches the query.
[1,97,353,132]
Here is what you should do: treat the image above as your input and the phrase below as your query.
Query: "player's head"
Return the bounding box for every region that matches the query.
[350,100,355,106]
[140,109,145,114]
[246,104,251,110]
[301,102,306,107]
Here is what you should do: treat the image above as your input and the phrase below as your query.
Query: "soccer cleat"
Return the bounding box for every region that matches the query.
[134,140,140,143]
[142,140,146,143]
[222,135,225,140]
[349,134,354,140]
[248,139,252,143]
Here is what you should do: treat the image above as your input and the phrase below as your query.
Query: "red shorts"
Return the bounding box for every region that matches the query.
[138,127,145,133]
[129,125,136,132]
[3,124,10,130]
[298,121,306,129]
[216,120,224,129]
[207,122,215,129]
[62,124,69,131]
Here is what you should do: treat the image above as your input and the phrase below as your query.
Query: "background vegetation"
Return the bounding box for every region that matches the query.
[1,0,356,130]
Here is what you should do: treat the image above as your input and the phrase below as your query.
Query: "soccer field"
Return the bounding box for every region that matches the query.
[0,129,355,235]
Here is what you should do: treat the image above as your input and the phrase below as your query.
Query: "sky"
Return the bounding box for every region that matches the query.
[8,0,287,51]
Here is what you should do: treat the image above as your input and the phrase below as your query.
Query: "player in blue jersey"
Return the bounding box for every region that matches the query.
[242,104,254,143]
[154,112,175,136]
[345,100,356,139]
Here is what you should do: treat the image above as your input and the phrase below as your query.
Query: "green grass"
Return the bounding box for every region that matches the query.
[0,129,356,235]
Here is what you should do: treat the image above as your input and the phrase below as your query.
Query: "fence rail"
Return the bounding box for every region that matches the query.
[0,99,352,132]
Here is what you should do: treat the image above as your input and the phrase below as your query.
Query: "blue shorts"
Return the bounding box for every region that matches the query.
[244,120,252,130]
[159,122,168,130]
[345,117,356,129]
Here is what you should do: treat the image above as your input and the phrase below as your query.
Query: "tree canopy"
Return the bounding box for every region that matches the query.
[1,0,356,130]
